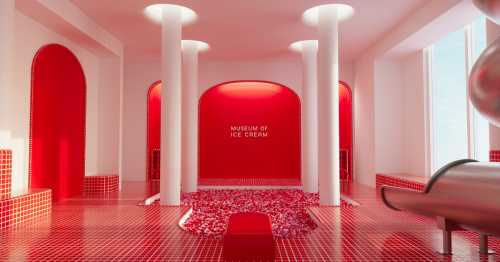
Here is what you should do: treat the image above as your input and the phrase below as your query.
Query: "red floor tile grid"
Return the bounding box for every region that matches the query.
[84,175,119,193]
[376,173,426,191]
[0,149,12,200]
[490,150,500,162]
[1,182,499,261]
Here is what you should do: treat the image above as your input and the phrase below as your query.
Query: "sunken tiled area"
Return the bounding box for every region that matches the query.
[376,173,427,191]
[84,175,119,194]
[0,181,499,261]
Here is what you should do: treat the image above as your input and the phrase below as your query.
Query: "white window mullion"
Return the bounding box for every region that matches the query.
[424,46,435,174]
[465,25,475,159]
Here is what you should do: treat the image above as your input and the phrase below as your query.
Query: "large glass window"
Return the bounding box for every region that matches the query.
[429,16,489,172]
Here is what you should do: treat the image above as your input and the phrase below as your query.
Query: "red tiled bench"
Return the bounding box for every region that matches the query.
[84,175,119,193]
[223,212,275,261]
[376,173,426,191]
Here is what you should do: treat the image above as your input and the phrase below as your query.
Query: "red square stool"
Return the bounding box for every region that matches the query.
[223,212,275,261]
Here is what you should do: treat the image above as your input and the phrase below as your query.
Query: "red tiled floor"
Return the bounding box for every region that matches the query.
[0,181,498,261]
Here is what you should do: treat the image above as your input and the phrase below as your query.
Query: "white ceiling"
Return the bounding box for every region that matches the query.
[70,0,430,62]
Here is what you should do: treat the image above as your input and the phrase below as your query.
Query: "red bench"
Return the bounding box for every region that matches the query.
[223,212,275,261]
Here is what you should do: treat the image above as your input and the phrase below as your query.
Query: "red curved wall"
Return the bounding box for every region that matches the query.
[199,81,301,180]
[30,44,86,201]
[339,82,353,180]
[147,82,162,180]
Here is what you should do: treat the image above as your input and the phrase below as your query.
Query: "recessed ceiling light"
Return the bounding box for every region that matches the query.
[289,40,318,52]
[302,4,354,26]
[144,4,197,25]
[182,40,210,52]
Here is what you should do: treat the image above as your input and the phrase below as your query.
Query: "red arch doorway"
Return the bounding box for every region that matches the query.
[199,81,301,181]
[147,81,162,181]
[30,44,86,201]
[339,81,353,181]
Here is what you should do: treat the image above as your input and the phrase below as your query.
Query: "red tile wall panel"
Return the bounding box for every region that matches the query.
[0,149,52,229]
[489,150,500,162]
[0,189,52,229]
[376,174,425,191]
[84,175,119,193]
[0,149,12,200]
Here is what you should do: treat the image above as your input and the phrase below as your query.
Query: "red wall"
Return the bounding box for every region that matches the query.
[30,44,86,201]
[199,81,301,180]
[339,82,353,180]
[147,82,162,180]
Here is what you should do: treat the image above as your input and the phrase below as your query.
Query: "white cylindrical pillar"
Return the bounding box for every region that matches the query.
[290,40,319,193]
[318,6,340,206]
[0,0,14,147]
[181,40,208,193]
[303,4,353,206]
[160,6,183,205]
[302,41,319,193]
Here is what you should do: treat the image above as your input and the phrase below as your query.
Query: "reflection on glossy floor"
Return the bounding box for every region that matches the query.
[0,182,498,261]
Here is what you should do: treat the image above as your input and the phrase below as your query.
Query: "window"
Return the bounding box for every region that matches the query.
[428,17,489,173]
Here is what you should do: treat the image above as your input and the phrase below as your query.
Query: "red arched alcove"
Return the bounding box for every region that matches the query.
[30,44,86,201]
[147,81,162,181]
[199,81,301,180]
[339,81,353,181]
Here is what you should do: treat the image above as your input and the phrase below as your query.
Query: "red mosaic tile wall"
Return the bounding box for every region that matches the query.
[84,175,119,193]
[0,149,12,200]
[376,174,425,191]
[0,148,51,229]
[490,150,500,162]
[0,189,51,229]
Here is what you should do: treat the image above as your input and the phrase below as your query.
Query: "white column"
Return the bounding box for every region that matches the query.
[318,6,340,206]
[302,42,319,193]
[0,0,14,147]
[303,4,352,206]
[181,40,208,193]
[160,6,183,205]
[291,40,319,193]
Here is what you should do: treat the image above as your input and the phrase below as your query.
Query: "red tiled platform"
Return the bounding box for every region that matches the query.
[0,148,51,230]
[198,178,301,186]
[84,175,119,194]
[376,173,427,191]
[490,150,500,162]
[0,149,12,200]
[1,181,499,261]
[0,189,51,229]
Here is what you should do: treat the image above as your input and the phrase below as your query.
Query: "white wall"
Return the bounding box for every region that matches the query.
[353,56,376,186]
[372,52,428,177]
[6,11,121,195]
[402,51,428,176]
[122,55,353,181]
[374,60,405,173]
